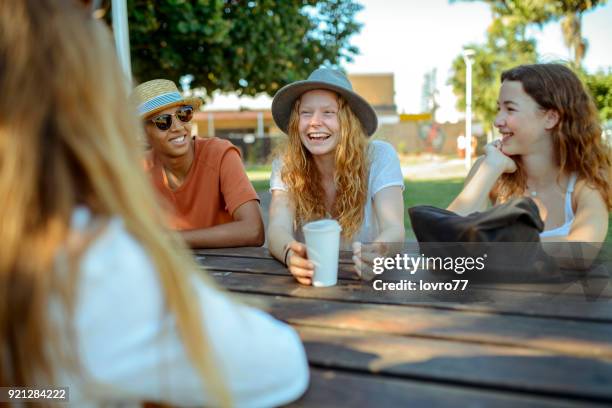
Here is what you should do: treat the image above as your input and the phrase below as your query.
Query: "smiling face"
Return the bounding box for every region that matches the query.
[297,89,341,158]
[144,105,193,158]
[494,80,557,156]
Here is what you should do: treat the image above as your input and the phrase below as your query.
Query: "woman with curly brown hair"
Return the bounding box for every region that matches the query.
[449,63,611,251]
[268,68,405,285]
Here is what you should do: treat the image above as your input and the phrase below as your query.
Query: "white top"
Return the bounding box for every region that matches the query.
[270,140,404,245]
[539,173,577,238]
[50,207,309,408]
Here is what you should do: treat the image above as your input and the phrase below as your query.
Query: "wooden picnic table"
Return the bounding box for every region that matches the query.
[194,246,612,407]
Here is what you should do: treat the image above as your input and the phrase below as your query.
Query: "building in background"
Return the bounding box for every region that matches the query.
[348,73,398,124]
[190,72,476,163]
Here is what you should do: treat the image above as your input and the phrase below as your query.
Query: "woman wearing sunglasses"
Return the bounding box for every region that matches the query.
[0,0,308,405]
[133,79,265,248]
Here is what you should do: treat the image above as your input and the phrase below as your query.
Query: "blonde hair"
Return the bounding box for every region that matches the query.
[0,1,229,405]
[280,95,369,239]
[492,64,612,209]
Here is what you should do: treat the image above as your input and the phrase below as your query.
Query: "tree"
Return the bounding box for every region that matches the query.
[453,0,607,67]
[421,68,439,117]
[109,0,362,97]
[448,0,608,129]
[448,15,537,130]
[583,69,612,121]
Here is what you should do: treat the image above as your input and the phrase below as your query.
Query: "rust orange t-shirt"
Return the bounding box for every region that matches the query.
[145,137,259,231]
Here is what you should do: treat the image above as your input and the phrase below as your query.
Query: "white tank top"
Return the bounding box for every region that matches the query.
[539,173,577,238]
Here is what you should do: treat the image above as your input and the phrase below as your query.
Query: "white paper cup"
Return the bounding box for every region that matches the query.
[303,219,342,287]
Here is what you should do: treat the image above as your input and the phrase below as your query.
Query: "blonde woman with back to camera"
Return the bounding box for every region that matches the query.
[0,1,308,406]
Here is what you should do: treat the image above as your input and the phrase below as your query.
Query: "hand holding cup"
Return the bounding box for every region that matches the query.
[302,220,342,287]
[285,241,314,286]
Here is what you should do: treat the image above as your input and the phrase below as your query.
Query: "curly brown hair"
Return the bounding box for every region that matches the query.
[280,94,369,239]
[493,63,611,209]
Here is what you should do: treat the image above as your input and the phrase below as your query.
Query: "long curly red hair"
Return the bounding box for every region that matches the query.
[280,94,369,239]
[493,63,611,209]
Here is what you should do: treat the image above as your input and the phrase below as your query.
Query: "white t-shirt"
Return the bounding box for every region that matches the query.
[50,207,309,407]
[270,140,404,245]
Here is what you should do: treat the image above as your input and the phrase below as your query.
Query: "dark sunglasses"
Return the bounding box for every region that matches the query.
[148,105,194,131]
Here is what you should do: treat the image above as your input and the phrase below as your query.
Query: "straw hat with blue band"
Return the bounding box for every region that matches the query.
[271,68,378,137]
[131,79,202,119]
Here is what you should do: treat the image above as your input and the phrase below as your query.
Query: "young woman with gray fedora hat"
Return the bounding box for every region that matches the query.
[268,68,405,285]
[132,79,265,248]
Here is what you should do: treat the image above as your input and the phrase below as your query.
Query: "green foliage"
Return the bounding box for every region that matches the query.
[118,0,362,97]
[583,69,612,121]
[475,0,607,66]
[455,0,606,24]
[449,0,608,128]
[448,17,537,130]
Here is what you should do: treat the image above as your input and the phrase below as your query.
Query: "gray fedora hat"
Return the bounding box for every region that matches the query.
[271,68,378,136]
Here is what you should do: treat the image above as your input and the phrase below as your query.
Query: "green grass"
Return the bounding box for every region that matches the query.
[246,164,272,172]
[251,179,269,192]
[251,175,612,242]
[402,178,612,242]
[403,178,464,240]
[245,164,272,181]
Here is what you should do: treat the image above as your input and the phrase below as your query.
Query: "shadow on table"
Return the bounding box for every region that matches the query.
[323,343,611,397]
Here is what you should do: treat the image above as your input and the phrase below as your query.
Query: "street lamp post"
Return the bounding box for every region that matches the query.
[112,0,132,86]
[462,49,475,170]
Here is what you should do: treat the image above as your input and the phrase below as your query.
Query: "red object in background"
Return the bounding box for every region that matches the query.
[457,136,477,158]
[425,123,439,153]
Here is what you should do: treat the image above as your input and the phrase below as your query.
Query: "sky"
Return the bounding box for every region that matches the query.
[204,0,612,123]
[346,0,612,123]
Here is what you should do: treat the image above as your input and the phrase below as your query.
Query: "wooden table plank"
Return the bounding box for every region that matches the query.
[196,255,359,279]
[195,253,612,299]
[290,368,604,407]
[234,293,612,358]
[194,243,612,298]
[195,248,612,406]
[193,247,273,259]
[207,270,612,322]
[294,326,612,401]
[193,246,354,263]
